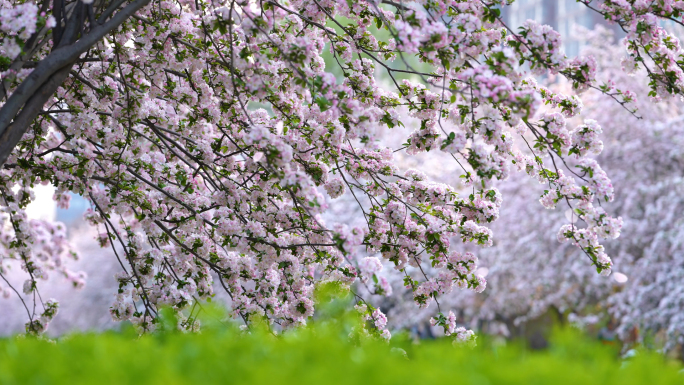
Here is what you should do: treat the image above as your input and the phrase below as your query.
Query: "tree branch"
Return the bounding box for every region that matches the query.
[0,0,151,166]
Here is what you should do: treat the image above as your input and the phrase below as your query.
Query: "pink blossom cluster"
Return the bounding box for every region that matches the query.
[571,119,604,158]
[430,310,457,335]
[522,78,584,117]
[354,303,391,340]
[598,0,684,99]
[0,1,37,59]
[510,20,567,75]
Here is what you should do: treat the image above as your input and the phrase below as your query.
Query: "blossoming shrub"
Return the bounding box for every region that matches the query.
[0,324,682,385]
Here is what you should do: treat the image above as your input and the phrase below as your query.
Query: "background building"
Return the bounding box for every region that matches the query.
[501,0,620,57]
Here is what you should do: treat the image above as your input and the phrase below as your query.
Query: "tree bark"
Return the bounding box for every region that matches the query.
[0,0,151,167]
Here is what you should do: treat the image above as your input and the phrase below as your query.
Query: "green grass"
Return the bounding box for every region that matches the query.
[0,313,682,385]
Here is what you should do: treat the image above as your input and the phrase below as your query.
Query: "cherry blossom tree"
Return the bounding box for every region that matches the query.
[0,0,681,340]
